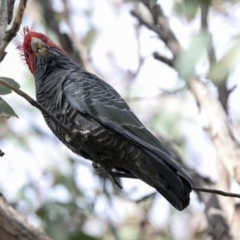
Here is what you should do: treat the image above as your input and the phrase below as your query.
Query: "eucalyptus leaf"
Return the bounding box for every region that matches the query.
[183,0,199,22]
[176,31,211,80]
[83,28,97,48]
[0,77,20,95]
[0,97,18,118]
[209,39,240,84]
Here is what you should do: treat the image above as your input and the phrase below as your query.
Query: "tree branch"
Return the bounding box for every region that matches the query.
[0,0,9,61]
[189,79,240,183]
[7,0,15,24]
[138,1,182,57]
[0,0,27,60]
[0,194,52,240]
[192,186,240,198]
[153,52,174,67]
[0,0,8,43]
[201,2,231,115]
[0,78,72,135]
[130,9,164,40]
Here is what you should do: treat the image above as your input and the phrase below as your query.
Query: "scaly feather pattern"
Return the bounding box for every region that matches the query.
[19,28,194,210]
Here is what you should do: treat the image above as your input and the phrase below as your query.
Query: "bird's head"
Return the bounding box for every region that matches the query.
[18,27,68,74]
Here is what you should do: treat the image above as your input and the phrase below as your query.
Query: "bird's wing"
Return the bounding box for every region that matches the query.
[63,71,169,152]
[63,70,192,182]
[63,70,193,210]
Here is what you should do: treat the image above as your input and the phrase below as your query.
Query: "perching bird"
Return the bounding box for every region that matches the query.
[19,27,193,210]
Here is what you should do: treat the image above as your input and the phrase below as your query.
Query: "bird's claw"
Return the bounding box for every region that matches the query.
[108,170,123,189]
[92,162,123,189]
[66,129,91,142]
[92,161,104,172]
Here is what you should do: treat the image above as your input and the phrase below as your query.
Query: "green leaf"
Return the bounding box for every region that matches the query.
[209,39,240,84]
[0,77,20,95]
[176,31,211,80]
[83,28,97,48]
[149,0,158,8]
[183,0,199,22]
[0,97,18,118]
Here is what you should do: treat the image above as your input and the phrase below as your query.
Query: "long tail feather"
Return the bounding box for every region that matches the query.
[144,148,193,210]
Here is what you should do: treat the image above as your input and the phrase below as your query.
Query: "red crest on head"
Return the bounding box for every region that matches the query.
[17,26,35,62]
[17,26,68,74]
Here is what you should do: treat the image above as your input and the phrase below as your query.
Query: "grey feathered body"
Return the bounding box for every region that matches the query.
[33,46,193,210]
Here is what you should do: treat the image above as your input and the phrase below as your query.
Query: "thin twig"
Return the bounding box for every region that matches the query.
[135,192,156,203]
[128,23,145,79]
[0,0,27,59]
[137,1,182,57]
[135,186,240,203]
[193,186,240,198]
[153,52,174,67]
[0,78,72,135]
[130,10,163,39]
[228,85,237,94]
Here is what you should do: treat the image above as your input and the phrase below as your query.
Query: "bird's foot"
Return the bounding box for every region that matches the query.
[107,170,123,189]
[92,161,122,188]
[92,161,104,172]
[66,129,91,142]
[108,170,137,189]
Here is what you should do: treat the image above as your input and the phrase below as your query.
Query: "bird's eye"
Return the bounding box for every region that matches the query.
[25,53,30,59]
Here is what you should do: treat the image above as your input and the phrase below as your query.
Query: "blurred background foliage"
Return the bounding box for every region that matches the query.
[1,0,240,239]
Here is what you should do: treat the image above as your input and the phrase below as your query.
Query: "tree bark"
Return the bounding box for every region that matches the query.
[0,194,52,240]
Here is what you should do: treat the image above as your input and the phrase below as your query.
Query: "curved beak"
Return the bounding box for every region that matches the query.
[31,37,45,53]
[31,37,50,60]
